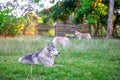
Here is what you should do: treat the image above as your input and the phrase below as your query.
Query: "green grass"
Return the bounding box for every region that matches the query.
[0,36,120,80]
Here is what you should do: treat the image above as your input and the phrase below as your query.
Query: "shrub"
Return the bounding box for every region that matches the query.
[0,9,24,37]
[48,28,55,36]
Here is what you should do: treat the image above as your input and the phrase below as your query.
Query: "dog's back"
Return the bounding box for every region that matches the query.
[52,36,70,47]
[18,53,39,64]
[81,33,91,39]
[75,31,91,39]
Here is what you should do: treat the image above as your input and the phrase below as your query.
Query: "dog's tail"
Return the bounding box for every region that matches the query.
[18,57,23,62]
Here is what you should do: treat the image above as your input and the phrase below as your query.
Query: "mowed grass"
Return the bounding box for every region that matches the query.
[0,36,120,80]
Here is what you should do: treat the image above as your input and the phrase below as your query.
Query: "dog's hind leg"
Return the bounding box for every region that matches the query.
[54,64,64,67]
[32,57,39,65]
[21,59,33,64]
[18,57,23,62]
[43,62,53,67]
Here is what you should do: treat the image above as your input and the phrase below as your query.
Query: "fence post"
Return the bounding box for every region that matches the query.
[55,25,57,36]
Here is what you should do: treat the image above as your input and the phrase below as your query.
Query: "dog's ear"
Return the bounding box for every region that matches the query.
[47,42,55,48]
[51,42,55,47]
[47,43,51,48]
[47,43,53,51]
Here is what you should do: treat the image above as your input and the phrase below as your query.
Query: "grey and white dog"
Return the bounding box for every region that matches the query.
[18,43,60,67]
[52,36,70,47]
[75,31,92,39]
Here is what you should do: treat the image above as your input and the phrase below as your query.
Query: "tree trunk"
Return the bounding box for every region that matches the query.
[113,23,118,38]
[22,23,30,35]
[106,0,114,38]
[93,22,99,37]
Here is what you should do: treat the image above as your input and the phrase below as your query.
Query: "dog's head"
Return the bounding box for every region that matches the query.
[75,31,82,37]
[47,43,60,56]
[75,31,80,35]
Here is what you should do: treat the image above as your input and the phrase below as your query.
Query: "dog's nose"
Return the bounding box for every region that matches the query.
[58,52,60,54]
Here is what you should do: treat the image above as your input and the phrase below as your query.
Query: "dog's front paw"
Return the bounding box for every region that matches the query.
[44,63,54,67]
[54,64,64,67]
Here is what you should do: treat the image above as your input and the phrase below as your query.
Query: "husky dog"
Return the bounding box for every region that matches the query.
[52,36,70,47]
[18,43,60,67]
[75,31,91,39]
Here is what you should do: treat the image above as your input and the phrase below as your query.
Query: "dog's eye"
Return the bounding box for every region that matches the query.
[52,48,55,51]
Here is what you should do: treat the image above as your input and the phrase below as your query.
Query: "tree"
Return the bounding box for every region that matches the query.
[22,13,41,35]
[40,0,108,35]
[0,0,44,36]
[0,9,24,37]
[106,0,114,38]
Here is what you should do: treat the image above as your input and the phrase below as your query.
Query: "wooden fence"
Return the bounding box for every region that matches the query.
[36,23,90,37]
[55,24,77,37]
[36,24,54,35]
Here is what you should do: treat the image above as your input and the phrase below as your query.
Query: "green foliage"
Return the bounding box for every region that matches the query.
[40,0,109,25]
[74,0,109,25]
[33,0,40,3]
[114,0,120,9]
[0,9,24,37]
[87,14,97,24]
[42,16,49,24]
[80,0,91,14]
[40,0,78,23]
[39,9,54,25]
[48,28,55,36]
[23,13,42,35]
[35,0,120,26]
[103,0,120,9]
[74,0,91,24]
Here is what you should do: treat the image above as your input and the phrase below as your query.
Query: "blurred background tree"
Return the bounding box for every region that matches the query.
[0,0,43,37]
[39,0,120,38]
[0,0,120,38]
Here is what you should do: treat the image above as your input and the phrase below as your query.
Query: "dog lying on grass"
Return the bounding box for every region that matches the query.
[75,31,91,39]
[18,43,60,67]
[52,36,70,47]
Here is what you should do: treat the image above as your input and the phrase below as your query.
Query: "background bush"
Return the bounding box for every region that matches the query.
[0,9,24,37]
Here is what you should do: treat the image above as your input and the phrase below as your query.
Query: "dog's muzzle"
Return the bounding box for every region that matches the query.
[55,52,60,56]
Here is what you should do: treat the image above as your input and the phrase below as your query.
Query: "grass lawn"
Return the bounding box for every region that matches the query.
[0,36,120,80]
